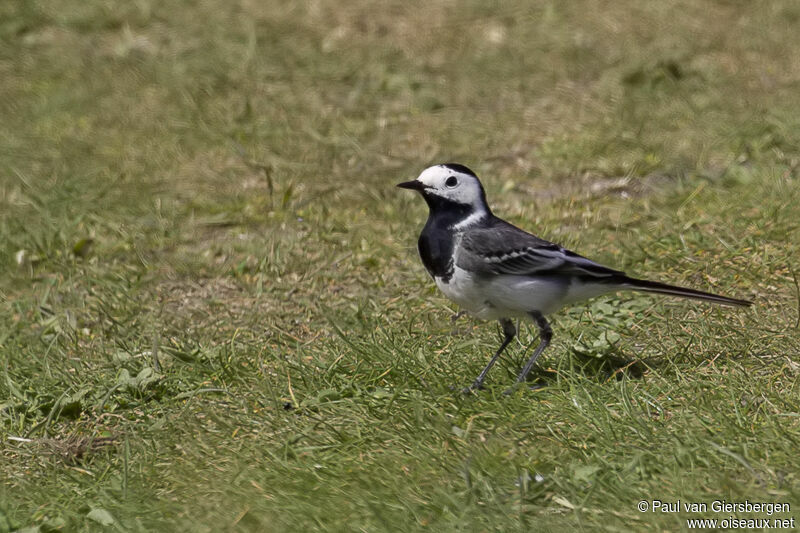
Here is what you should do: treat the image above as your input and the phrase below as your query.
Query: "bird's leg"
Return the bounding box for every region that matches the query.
[465,318,516,393]
[515,312,552,383]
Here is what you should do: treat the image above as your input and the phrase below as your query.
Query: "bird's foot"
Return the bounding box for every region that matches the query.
[461,381,484,395]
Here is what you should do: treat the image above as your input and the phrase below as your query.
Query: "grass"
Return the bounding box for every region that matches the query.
[1,0,799,530]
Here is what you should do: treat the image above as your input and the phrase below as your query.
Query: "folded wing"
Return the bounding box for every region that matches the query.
[457,219,624,279]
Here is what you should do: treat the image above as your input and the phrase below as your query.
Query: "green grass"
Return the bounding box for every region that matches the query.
[2,0,799,531]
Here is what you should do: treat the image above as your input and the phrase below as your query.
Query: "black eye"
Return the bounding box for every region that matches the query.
[445,176,458,187]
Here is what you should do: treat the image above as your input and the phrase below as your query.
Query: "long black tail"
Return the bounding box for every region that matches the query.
[622,277,753,307]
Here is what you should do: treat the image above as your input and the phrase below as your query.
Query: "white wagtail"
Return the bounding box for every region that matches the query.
[398,163,752,391]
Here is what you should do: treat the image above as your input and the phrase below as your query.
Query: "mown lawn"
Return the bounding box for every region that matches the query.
[1,1,799,531]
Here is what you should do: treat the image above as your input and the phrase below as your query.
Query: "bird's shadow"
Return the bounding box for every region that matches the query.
[569,351,648,381]
[504,351,649,388]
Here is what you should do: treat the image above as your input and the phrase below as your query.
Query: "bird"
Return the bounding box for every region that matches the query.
[397,163,752,392]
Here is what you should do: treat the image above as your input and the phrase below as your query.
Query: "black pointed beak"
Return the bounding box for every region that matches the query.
[397,180,425,191]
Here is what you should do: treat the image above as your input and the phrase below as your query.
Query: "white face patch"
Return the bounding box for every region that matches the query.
[415,165,487,209]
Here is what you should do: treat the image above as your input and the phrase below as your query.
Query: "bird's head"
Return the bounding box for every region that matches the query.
[397,164,490,216]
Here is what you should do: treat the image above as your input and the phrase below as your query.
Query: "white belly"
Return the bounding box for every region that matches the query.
[435,266,499,319]
[435,267,616,319]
